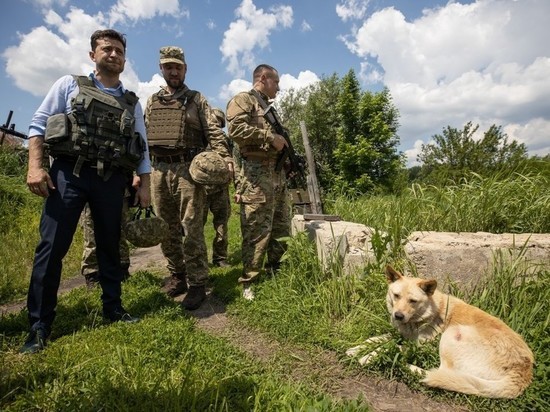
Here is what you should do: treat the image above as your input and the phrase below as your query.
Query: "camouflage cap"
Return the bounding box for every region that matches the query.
[159,46,185,65]
[125,207,169,248]
[212,108,225,128]
[189,151,230,185]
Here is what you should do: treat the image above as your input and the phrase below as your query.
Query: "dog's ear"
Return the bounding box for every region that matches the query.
[385,265,402,283]
[419,279,437,296]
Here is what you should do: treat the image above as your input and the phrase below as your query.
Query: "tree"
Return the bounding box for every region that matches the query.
[334,83,403,194]
[277,74,342,189]
[277,70,405,195]
[417,122,528,184]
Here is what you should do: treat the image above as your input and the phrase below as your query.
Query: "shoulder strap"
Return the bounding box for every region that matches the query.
[250,89,269,111]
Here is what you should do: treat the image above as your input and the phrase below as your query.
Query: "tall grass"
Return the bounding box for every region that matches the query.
[327,172,550,235]
[0,146,84,304]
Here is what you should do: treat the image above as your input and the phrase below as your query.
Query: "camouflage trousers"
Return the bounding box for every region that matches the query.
[239,159,290,283]
[204,184,230,263]
[80,195,130,277]
[151,161,208,286]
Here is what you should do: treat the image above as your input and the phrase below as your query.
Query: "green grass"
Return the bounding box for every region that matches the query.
[1,272,369,411]
[1,147,548,411]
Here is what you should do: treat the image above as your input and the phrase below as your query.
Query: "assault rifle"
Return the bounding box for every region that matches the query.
[263,105,307,189]
[1,111,28,140]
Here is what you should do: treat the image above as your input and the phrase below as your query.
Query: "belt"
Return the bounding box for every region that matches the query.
[152,148,203,164]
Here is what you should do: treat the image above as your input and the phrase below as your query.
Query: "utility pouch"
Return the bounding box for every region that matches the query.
[126,132,145,164]
[44,113,70,144]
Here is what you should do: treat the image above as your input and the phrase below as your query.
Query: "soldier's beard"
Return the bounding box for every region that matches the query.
[166,78,183,89]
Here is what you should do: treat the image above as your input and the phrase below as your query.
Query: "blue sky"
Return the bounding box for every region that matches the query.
[1,0,549,166]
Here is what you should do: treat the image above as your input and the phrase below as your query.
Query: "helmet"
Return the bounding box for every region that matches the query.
[125,206,168,248]
[189,150,230,185]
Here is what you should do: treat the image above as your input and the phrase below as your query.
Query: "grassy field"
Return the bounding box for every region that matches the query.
[1,145,548,411]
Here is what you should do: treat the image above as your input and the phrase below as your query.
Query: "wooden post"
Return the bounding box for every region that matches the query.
[299,121,323,214]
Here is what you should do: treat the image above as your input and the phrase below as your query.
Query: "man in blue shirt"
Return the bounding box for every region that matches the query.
[21,29,151,354]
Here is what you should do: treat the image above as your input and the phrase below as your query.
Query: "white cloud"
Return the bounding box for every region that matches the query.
[301,20,312,32]
[3,7,101,96]
[134,73,165,104]
[109,0,185,26]
[219,70,319,104]
[219,79,252,101]
[220,0,293,77]
[404,139,427,168]
[30,0,69,10]
[340,0,550,164]
[3,0,186,99]
[207,19,216,30]
[279,70,320,92]
[336,0,370,22]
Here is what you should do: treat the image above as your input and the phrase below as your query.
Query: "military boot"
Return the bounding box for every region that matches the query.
[162,272,188,297]
[181,285,206,310]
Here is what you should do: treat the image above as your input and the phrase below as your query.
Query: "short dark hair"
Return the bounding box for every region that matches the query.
[90,29,127,52]
[253,64,277,81]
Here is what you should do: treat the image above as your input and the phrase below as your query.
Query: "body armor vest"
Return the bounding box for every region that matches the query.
[44,75,144,179]
[147,88,205,149]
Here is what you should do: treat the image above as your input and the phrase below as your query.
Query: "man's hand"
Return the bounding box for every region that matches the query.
[26,136,54,197]
[134,173,151,207]
[27,166,54,197]
[271,133,288,152]
[226,161,234,181]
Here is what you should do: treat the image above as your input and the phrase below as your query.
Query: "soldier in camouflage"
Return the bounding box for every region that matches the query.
[203,108,231,268]
[226,64,291,300]
[145,46,232,310]
[80,174,137,287]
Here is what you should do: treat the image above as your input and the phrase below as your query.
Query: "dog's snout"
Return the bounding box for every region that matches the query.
[394,312,405,321]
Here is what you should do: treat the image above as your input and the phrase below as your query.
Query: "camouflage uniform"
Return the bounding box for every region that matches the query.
[203,183,230,265]
[226,89,290,283]
[80,193,130,284]
[145,47,230,301]
[203,108,231,266]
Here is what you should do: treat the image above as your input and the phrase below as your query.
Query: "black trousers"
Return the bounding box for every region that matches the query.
[26,158,127,333]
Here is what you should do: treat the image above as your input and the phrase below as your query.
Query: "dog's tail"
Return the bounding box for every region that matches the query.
[422,367,529,399]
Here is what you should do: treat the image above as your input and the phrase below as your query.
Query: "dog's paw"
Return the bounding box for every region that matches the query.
[358,348,384,365]
[408,364,426,375]
[346,344,367,357]
[364,333,392,344]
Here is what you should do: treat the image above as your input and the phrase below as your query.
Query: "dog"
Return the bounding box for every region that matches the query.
[347,265,534,399]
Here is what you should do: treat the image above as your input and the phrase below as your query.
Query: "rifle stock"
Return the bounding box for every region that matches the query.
[262,105,307,188]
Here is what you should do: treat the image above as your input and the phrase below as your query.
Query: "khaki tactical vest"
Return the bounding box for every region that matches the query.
[44,75,144,179]
[147,88,206,149]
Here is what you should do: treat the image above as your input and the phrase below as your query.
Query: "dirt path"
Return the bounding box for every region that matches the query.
[2,246,468,412]
[130,246,468,412]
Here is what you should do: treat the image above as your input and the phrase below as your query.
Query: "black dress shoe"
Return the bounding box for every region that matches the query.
[20,328,49,354]
[103,308,140,324]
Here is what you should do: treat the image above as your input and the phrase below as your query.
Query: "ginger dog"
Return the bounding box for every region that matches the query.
[348,266,534,399]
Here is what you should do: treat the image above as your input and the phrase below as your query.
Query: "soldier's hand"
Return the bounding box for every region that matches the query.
[271,134,288,152]
[234,193,242,204]
[226,161,235,181]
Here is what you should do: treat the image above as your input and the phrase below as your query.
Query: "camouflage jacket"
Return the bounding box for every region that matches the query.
[226,89,278,158]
